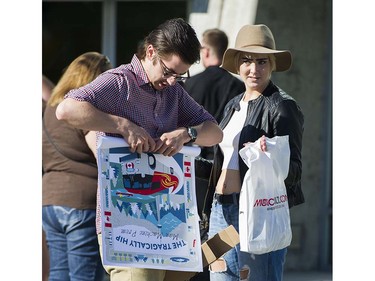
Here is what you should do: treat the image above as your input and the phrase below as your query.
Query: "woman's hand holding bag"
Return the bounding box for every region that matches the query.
[238,135,292,254]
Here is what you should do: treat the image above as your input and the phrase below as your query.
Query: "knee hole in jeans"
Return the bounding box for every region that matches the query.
[209,258,227,273]
[239,264,250,281]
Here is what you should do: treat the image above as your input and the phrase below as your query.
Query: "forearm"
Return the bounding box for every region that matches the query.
[154,121,222,157]
[57,98,156,153]
[194,121,223,147]
[274,100,304,187]
[56,98,125,134]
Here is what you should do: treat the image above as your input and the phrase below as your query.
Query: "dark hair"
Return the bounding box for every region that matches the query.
[141,18,201,65]
[202,28,228,60]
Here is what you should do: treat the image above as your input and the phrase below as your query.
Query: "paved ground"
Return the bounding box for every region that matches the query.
[284,271,332,281]
[103,270,333,280]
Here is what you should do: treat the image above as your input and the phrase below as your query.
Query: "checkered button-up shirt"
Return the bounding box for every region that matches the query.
[64,54,216,233]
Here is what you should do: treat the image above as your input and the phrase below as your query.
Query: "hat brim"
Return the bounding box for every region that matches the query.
[222,46,292,73]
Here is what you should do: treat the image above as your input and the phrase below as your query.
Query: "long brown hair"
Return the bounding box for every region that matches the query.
[48,52,112,106]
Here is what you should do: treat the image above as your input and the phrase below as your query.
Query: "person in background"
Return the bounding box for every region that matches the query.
[42,52,112,281]
[184,28,245,125]
[55,18,223,281]
[183,27,245,236]
[206,24,304,281]
[42,74,55,281]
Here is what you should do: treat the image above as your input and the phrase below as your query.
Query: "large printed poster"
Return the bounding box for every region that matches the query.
[97,136,203,272]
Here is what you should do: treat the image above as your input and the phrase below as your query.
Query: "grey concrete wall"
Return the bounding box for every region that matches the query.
[255,0,332,271]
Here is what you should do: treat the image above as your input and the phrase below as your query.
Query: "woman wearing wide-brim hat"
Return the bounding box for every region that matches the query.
[204,24,305,281]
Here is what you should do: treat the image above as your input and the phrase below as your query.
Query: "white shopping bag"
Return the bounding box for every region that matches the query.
[238,135,292,254]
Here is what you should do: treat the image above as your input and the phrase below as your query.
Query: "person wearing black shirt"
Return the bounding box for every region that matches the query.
[183,28,245,281]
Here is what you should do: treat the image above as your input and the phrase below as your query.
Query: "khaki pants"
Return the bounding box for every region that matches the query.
[97,233,166,281]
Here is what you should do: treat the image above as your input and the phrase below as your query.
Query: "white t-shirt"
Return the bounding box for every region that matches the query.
[219,98,248,170]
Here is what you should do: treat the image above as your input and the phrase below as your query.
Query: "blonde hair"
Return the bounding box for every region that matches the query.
[48,52,112,106]
[234,52,276,73]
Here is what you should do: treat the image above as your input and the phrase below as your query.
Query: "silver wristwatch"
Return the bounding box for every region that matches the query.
[186,127,197,143]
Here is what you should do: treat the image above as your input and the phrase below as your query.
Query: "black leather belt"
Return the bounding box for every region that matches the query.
[214,193,240,205]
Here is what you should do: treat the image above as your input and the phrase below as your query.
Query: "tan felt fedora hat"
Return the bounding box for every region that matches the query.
[222,24,292,73]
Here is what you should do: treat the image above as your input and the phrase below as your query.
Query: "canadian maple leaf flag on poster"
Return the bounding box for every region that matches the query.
[104,211,112,228]
[184,161,191,178]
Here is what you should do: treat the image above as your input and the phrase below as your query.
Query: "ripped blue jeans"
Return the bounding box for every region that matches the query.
[208,195,287,281]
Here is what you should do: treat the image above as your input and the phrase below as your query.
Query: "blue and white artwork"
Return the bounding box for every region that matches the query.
[98,136,202,272]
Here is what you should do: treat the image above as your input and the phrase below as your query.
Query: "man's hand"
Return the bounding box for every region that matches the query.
[122,120,156,153]
[153,128,188,156]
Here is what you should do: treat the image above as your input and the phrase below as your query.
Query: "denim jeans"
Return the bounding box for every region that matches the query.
[42,206,105,281]
[208,195,287,281]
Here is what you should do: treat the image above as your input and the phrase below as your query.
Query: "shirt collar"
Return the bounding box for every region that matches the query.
[127,54,151,87]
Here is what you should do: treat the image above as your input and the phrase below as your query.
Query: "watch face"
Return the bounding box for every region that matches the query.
[188,127,197,141]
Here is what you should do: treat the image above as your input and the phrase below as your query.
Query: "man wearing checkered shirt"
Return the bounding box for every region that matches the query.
[56,18,223,281]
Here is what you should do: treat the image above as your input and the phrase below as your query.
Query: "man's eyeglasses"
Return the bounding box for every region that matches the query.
[159,58,190,82]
